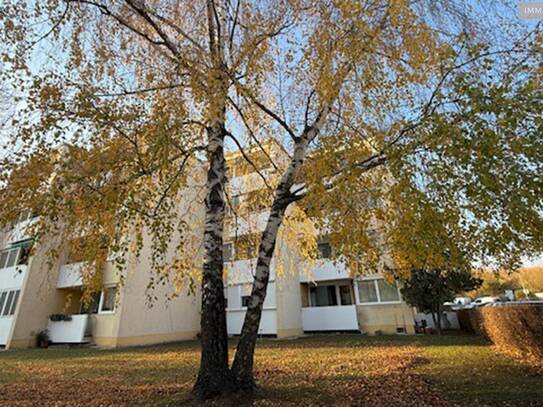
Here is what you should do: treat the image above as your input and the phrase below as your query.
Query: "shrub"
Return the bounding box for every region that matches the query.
[49,313,73,322]
[36,329,50,348]
[459,305,543,364]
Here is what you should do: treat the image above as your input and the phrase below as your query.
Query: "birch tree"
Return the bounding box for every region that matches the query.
[1,0,542,399]
[0,0,296,397]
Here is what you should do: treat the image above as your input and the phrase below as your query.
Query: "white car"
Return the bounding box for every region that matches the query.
[443,297,472,310]
[472,296,501,307]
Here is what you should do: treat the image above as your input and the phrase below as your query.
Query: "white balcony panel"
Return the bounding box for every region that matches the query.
[225,259,276,285]
[48,314,89,343]
[0,316,14,345]
[0,265,27,291]
[302,305,359,331]
[228,172,273,195]
[227,212,269,237]
[57,261,120,288]
[7,218,38,243]
[299,260,350,283]
[57,263,85,288]
[226,309,277,335]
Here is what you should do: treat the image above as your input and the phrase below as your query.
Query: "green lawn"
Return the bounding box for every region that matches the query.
[0,334,541,406]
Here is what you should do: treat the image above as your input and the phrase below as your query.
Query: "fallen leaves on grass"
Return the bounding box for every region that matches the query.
[0,339,449,406]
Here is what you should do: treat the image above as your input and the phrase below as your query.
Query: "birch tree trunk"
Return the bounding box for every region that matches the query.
[231,136,312,389]
[192,124,233,398]
[192,1,234,399]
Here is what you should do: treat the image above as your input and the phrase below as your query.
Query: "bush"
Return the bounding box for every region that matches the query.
[36,329,50,348]
[49,313,73,322]
[458,305,543,364]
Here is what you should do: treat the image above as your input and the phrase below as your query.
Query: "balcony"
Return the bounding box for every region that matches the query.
[299,260,350,283]
[7,217,38,243]
[0,265,27,291]
[57,263,84,288]
[47,314,90,344]
[226,308,277,335]
[57,261,120,289]
[226,212,269,237]
[302,305,359,331]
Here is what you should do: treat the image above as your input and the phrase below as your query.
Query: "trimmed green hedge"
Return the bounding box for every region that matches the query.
[458,305,543,363]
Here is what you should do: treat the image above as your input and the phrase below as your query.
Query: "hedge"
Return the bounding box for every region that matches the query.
[458,305,543,364]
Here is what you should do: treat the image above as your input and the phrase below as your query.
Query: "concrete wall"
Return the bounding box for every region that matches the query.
[113,172,205,347]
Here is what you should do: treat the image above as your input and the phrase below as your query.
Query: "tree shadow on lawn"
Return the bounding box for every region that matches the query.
[173,346,449,406]
[0,344,452,406]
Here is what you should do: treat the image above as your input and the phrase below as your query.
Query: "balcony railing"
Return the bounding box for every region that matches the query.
[299,260,350,283]
[57,262,85,288]
[47,314,90,343]
[226,308,277,335]
[302,305,359,331]
[0,265,27,291]
[57,261,120,289]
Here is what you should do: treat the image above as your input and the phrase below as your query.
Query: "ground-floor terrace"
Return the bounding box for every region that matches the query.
[0,334,541,406]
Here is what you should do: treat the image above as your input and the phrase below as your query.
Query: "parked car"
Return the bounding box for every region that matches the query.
[443,297,472,310]
[472,296,501,307]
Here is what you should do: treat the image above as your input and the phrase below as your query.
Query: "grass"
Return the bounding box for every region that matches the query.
[0,334,541,406]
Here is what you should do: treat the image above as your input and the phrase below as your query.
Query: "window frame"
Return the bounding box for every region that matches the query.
[225,283,277,311]
[98,285,118,314]
[355,277,402,305]
[5,248,20,269]
[317,242,332,259]
[0,291,7,316]
[0,250,8,269]
[2,291,15,317]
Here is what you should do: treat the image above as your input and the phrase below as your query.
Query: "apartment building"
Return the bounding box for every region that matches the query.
[1,143,415,349]
[0,177,204,349]
[223,143,416,337]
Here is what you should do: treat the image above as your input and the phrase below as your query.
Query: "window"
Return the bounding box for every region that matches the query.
[17,246,31,266]
[223,243,233,262]
[339,285,353,305]
[0,241,33,270]
[357,280,379,303]
[100,286,117,312]
[241,295,251,308]
[377,279,400,302]
[0,290,20,317]
[8,290,19,315]
[317,242,332,259]
[80,292,101,314]
[357,278,401,304]
[310,285,338,306]
[0,292,6,315]
[6,249,19,268]
[0,251,8,269]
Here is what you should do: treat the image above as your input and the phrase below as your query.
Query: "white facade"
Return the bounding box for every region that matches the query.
[0,263,28,345]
